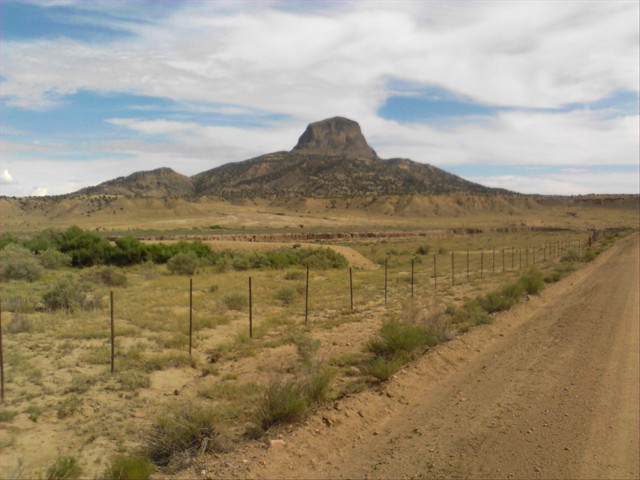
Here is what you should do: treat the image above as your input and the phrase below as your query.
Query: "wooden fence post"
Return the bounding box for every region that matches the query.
[305,265,309,325]
[451,251,455,286]
[349,268,353,312]
[384,259,388,305]
[466,250,470,282]
[411,258,414,298]
[110,291,115,375]
[0,300,4,403]
[433,254,437,292]
[249,277,253,338]
[189,278,193,357]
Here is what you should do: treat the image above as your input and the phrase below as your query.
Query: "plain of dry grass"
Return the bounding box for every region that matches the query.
[0,228,628,478]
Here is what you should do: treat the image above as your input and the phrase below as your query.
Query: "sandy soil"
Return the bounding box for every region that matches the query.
[186,233,640,479]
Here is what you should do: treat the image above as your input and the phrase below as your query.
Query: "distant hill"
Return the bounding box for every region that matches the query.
[77,167,194,198]
[73,116,507,199]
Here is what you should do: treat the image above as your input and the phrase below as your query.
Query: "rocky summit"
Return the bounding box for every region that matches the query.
[292,117,378,159]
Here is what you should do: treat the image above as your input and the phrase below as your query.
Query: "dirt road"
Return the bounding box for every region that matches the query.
[197,234,640,479]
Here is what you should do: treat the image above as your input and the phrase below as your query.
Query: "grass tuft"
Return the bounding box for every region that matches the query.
[103,456,153,480]
[45,455,81,480]
[145,403,228,467]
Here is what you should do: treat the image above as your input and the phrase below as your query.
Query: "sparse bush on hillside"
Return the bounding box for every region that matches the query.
[415,245,431,255]
[0,244,43,281]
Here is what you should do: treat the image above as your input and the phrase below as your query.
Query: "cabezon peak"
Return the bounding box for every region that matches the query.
[292,116,378,159]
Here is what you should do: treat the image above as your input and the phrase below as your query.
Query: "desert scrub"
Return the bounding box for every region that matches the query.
[42,281,87,312]
[57,395,83,419]
[255,367,334,431]
[273,286,297,305]
[39,248,72,269]
[517,269,544,295]
[103,456,153,480]
[144,402,229,467]
[367,319,438,360]
[167,252,200,275]
[223,293,248,311]
[256,380,308,431]
[45,455,81,480]
[363,356,404,381]
[0,244,43,281]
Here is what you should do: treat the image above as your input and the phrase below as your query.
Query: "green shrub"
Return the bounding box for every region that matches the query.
[42,282,87,312]
[60,226,111,267]
[363,356,404,381]
[302,366,334,405]
[367,319,437,359]
[415,245,431,255]
[45,456,81,480]
[110,236,148,266]
[39,248,72,269]
[477,291,512,313]
[103,456,153,480]
[167,252,200,275]
[273,286,297,306]
[0,244,43,281]
[256,380,308,431]
[145,403,228,467]
[517,269,544,295]
[544,270,562,283]
[223,294,248,311]
[501,282,525,301]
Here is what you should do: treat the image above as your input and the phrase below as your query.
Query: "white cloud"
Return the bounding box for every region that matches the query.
[32,187,49,196]
[1,169,17,184]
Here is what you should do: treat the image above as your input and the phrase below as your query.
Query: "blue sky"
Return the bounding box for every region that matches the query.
[1,0,638,196]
